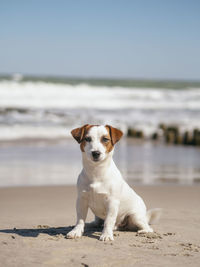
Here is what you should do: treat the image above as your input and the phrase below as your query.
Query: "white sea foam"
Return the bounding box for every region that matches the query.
[0,125,70,140]
[1,80,200,110]
[0,80,200,140]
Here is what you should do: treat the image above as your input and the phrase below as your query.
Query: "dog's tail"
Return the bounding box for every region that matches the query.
[146,208,162,225]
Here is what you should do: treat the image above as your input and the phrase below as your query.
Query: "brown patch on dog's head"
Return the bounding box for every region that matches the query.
[71,124,94,152]
[104,125,123,152]
[100,133,113,153]
[71,124,88,143]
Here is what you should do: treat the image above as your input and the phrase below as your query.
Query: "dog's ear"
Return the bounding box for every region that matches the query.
[71,124,89,143]
[106,125,123,145]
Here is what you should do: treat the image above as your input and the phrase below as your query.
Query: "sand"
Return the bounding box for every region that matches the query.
[0,185,200,267]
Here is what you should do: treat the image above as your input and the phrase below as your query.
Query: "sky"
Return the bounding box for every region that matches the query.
[0,0,200,80]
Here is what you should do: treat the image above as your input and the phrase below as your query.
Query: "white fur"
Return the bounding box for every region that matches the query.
[84,126,108,162]
[67,125,159,241]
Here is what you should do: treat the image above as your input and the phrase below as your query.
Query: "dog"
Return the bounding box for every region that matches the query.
[67,124,161,241]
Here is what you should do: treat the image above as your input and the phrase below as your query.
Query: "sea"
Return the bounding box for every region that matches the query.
[0,74,200,187]
[0,74,200,140]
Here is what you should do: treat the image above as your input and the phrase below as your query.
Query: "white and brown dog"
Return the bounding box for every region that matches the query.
[67,124,160,241]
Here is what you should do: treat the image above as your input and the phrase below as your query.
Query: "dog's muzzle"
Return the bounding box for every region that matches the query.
[92,151,101,161]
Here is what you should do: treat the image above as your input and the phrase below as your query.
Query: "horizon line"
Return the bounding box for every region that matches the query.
[0,72,200,83]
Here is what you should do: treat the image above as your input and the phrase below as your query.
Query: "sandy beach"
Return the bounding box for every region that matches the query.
[0,185,200,266]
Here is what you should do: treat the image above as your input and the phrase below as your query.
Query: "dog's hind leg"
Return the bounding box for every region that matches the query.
[126,213,153,233]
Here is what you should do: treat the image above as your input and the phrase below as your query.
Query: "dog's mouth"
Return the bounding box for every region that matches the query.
[92,158,100,162]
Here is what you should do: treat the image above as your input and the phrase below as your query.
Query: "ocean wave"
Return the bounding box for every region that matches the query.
[0,80,200,140]
[0,80,200,109]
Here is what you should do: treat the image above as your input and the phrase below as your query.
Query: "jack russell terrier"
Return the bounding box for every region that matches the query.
[67,124,161,241]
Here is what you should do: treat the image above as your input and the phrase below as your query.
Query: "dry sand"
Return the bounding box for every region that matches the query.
[0,185,200,266]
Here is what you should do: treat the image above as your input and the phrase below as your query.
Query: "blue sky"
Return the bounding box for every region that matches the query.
[0,0,200,80]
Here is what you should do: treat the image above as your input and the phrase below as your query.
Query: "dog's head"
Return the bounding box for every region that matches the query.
[71,124,123,162]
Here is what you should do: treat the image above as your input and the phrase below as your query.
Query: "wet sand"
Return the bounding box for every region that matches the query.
[1,138,200,187]
[0,185,200,266]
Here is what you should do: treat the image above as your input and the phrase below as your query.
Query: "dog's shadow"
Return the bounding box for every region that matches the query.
[0,224,103,240]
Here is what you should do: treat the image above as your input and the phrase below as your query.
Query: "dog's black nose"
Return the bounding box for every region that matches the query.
[92,151,101,159]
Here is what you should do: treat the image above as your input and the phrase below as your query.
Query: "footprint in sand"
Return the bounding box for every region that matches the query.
[179,242,200,253]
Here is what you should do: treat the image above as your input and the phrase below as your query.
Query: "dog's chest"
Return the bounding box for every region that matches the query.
[83,182,109,219]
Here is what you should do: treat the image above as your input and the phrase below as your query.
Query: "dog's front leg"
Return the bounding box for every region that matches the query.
[99,198,119,241]
[67,195,88,239]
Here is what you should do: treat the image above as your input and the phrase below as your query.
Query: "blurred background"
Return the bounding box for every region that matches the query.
[0,0,200,187]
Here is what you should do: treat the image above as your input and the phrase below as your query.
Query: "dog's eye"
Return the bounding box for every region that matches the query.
[102,137,110,143]
[85,136,92,142]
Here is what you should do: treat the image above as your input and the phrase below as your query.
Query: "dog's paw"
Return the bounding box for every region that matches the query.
[99,232,114,242]
[138,227,153,234]
[66,228,83,239]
